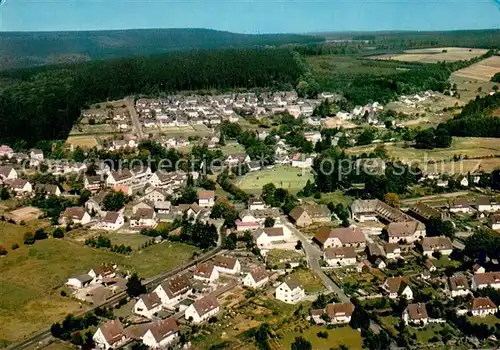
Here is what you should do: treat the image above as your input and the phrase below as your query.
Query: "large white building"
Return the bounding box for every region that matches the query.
[243,268,269,289]
[213,256,241,275]
[141,318,180,349]
[309,302,355,325]
[134,292,163,319]
[472,272,500,290]
[275,280,305,304]
[323,246,357,267]
[185,295,220,323]
[154,274,191,306]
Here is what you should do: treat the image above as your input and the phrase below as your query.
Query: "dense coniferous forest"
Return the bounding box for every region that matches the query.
[0,28,324,70]
[0,49,302,146]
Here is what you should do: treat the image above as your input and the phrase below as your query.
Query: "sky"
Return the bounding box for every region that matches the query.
[0,0,499,33]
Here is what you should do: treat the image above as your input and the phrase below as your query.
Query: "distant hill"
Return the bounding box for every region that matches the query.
[0,28,324,70]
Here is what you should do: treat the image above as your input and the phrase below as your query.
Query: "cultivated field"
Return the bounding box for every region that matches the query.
[347,137,500,173]
[237,166,313,193]
[369,47,488,63]
[0,223,199,343]
[452,55,500,81]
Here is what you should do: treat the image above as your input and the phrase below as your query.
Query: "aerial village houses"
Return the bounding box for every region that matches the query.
[313,226,366,251]
[154,274,191,306]
[213,255,241,275]
[448,275,470,298]
[243,268,269,289]
[382,277,413,300]
[386,221,426,244]
[323,246,357,267]
[0,165,18,180]
[309,302,355,325]
[93,319,129,350]
[198,190,215,207]
[193,263,219,283]
[289,204,330,227]
[253,227,288,252]
[488,214,500,230]
[88,264,118,284]
[106,169,134,187]
[421,236,453,257]
[130,208,157,229]
[4,178,32,195]
[99,211,124,230]
[403,303,429,326]
[449,198,472,214]
[275,280,305,304]
[66,273,93,289]
[35,183,61,197]
[134,292,163,319]
[476,196,500,212]
[59,207,91,226]
[471,272,500,290]
[470,297,498,317]
[184,295,220,323]
[141,318,180,349]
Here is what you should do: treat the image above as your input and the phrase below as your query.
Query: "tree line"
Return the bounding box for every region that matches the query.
[0,48,302,146]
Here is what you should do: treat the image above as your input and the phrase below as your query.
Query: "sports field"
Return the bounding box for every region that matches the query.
[369,47,487,63]
[237,166,313,193]
[66,135,99,148]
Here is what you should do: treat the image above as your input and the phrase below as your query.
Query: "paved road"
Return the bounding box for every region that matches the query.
[282,218,400,349]
[8,247,223,350]
[125,98,144,140]
[281,217,350,303]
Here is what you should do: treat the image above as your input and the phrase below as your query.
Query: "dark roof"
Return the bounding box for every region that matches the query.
[192,295,219,316]
[213,255,238,270]
[161,274,190,298]
[98,319,125,345]
[314,227,365,245]
[139,292,162,310]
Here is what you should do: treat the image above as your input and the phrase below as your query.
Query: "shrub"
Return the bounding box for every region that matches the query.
[0,246,7,255]
[11,243,19,250]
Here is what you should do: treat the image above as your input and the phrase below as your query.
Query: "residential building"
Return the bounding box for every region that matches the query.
[291,153,313,168]
[449,275,470,298]
[4,178,32,195]
[0,145,14,158]
[488,213,500,230]
[421,236,453,257]
[154,274,191,306]
[386,221,426,244]
[324,246,357,267]
[134,292,163,319]
[198,190,215,207]
[243,268,269,289]
[253,227,287,250]
[248,198,267,210]
[351,199,414,223]
[449,198,472,214]
[471,272,500,290]
[141,318,180,349]
[88,264,117,284]
[470,297,498,317]
[93,319,128,350]
[213,256,241,275]
[476,196,500,213]
[275,280,305,304]
[66,274,93,289]
[130,208,157,229]
[106,169,134,187]
[35,184,61,197]
[185,295,220,323]
[313,226,366,251]
[403,303,429,326]
[59,207,91,225]
[289,204,330,227]
[409,202,448,223]
[382,277,413,300]
[142,188,169,202]
[99,211,124,230]
[194,263,219,283]
[384,243,401,260]
[309,303,355,325]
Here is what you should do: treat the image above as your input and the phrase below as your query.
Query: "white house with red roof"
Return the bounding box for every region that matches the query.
[198,190,215,207]
[185,295,220,323]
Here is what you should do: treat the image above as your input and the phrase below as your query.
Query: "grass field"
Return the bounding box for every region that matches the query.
[346,137,500,173]
[308,55,404,78]
[369,47,487,63]
[451,74,499,102]
[220,142,245,155]
[288,268,325,294]
[0,222,199,343]
[237,166,313,193]
[105,232,151,249]
[280,326,362,349]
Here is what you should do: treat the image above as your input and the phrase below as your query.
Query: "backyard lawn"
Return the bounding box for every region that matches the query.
[237,166,313,193]
[280,325,362,350]
[288,268,326,294]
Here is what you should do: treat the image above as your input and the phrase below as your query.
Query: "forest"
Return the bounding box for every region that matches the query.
[0,28,323,70]
[442,92,500,138]
[0,48,302,147]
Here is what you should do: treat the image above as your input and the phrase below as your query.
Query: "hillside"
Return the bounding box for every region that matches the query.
[0,28,324,70]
